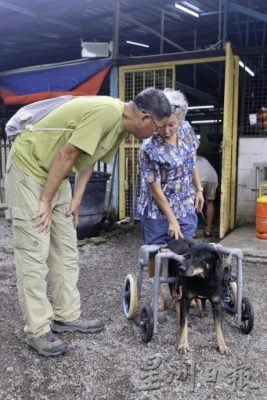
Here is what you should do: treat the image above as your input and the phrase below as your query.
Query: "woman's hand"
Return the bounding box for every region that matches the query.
[168,220,184,240]
[66,197,81,228]
[32,200,52,233]
[195,191,204,213]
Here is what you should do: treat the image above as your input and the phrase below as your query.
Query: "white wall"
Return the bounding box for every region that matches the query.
[236,137,267,224]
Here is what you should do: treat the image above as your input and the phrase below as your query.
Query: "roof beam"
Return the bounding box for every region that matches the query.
[0,0,36,17]
[228,2,267,23]
[0,1,80,32]
[145,3,182,22]
[112,0,120,58]
[121,13,186,52]
[44,18,80,32]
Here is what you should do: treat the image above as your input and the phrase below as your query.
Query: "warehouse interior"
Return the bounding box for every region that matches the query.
[0,0,266,237]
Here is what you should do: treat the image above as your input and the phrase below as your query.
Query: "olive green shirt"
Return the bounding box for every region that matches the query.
[11,96,125,186]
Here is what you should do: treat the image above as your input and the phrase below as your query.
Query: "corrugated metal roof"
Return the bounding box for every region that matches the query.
[0,0,266,72]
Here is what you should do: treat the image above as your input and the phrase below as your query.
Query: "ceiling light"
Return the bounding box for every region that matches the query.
[126,40,150,48]
[174,3,199,18]
[239,60,255,77]
[183,1,201,12]
[191,119,222,124]
[81,41,110,58]
[188,105,215,110]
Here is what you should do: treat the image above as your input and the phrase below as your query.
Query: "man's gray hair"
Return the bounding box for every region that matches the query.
[164,88,188,121]
[133,87,171,120]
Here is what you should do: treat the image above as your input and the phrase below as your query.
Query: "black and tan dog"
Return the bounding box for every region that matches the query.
[167,239,230,355]
[168,238,199,316]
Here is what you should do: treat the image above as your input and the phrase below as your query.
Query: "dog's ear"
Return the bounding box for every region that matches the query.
[185,238,196,248]
[167,238,194,255]
[189,243,211,254]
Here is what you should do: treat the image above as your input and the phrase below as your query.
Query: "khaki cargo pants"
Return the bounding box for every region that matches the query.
[5,159,81,338]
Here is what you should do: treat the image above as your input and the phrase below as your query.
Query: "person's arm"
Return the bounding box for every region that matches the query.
[193,165,204,213]
[33,143,82,232]
[150,181,183,239]
[67,165,95,228]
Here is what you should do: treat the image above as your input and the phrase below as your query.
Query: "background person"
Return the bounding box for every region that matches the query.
[5,88,171,357]
[164,88,204,207]
[137,89,204,311]
[196,155,219,237]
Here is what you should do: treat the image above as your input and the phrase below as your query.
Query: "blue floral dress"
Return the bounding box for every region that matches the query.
[137,121,199,220]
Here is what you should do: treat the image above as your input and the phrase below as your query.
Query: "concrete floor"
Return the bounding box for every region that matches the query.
[220,224,267,264]
[195,220,267,265]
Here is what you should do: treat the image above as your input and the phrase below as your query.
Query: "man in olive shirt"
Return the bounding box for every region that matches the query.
[5,88,171,357]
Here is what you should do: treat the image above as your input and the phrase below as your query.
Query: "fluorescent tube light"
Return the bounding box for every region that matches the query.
[191,119,222,124]
[126,40,150,48]
[183,1,201,12]
[239,60,255,77]
[188,105,214,110]
[174,3,199,18]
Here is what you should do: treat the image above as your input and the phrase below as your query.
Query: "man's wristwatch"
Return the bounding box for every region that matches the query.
[196,186,204,192]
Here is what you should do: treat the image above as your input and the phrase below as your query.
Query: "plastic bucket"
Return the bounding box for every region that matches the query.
[256,195,267,239]
[69,172,110,239]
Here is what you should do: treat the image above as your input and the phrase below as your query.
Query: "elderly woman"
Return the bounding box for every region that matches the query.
[137,88,204,311]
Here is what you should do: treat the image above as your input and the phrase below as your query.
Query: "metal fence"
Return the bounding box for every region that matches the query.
[239,53,267,137]
[119,64,176,219]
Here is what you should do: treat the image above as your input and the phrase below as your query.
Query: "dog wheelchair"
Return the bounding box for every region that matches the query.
[121,243,254,343]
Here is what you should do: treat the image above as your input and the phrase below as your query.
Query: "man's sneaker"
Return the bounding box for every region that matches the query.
[52,317,104,333]
[26,331,68,357]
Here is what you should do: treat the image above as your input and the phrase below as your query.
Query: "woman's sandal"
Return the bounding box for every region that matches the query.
[204,231,212,237]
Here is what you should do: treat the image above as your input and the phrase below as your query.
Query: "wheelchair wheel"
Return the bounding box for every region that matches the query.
[122,274,138,319]
[222,280,237,314]
[140,305,154,343]
[240,297,254,334]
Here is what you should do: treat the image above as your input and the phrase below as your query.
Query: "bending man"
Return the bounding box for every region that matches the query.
[5,88,171,356]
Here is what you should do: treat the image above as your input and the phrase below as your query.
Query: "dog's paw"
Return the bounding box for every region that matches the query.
[218,344,231,355]
[178,342,189,354]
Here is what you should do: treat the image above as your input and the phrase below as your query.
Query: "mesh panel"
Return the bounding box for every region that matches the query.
[239,54,267,137]
[119,66,174,219]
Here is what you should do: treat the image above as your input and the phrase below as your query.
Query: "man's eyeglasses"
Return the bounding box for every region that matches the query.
[147,114,165,133]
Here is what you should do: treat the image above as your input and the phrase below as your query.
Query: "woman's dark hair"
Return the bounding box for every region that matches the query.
[132,87,171,120]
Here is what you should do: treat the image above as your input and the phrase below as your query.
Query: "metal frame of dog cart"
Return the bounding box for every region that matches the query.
[122,243,254,342]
